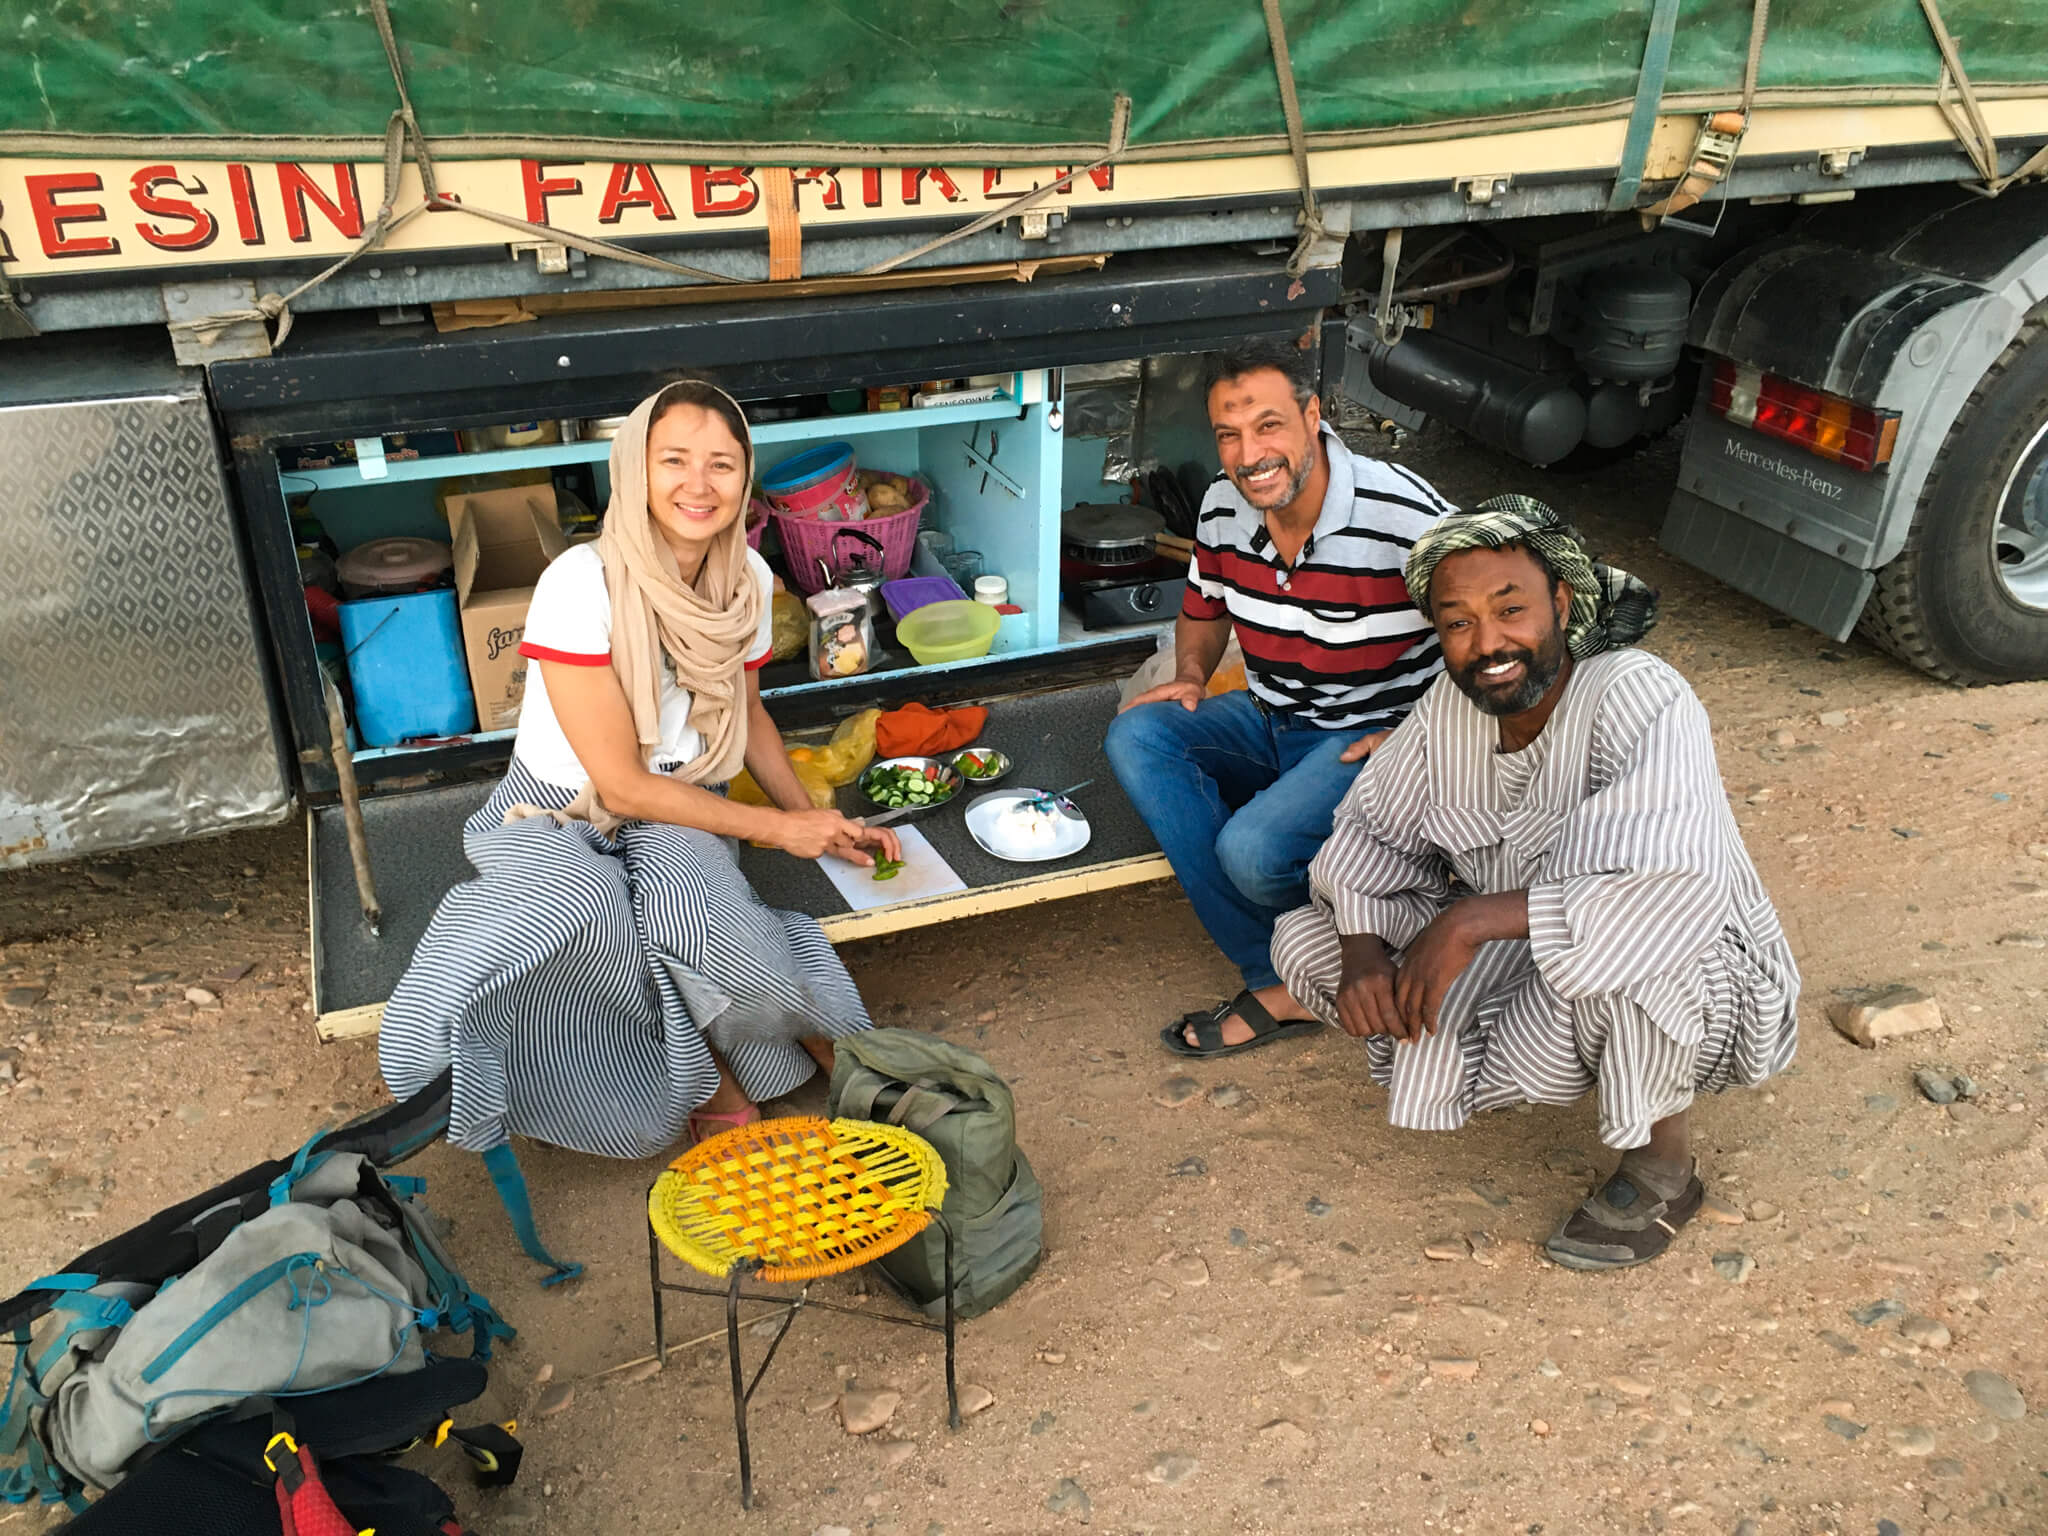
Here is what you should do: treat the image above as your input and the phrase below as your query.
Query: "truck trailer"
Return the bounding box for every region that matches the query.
[4,0,2046,1035]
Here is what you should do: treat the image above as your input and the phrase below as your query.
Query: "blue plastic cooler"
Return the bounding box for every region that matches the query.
[338,589,477,746]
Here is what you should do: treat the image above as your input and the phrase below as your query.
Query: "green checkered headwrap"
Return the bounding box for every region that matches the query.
[1404,494,1659,659]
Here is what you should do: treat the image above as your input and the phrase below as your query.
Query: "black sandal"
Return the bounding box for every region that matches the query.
[1159,990,1322,1059]
[1542,1164,1705,1272]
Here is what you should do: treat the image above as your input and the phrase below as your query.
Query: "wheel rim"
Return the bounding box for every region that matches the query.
[1993,418,2048,611]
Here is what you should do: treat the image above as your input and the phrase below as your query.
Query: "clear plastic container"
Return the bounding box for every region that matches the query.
[807,588,876,680]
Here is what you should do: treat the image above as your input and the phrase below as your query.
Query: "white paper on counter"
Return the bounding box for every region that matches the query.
[816,824,967,912]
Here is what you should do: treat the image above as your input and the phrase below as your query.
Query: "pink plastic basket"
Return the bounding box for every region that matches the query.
[746,496,772,551]
[775,478,928,595]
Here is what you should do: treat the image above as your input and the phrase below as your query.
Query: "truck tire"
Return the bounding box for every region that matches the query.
[1857,318,2048,684]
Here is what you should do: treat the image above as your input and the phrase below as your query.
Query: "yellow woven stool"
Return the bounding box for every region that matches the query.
[646,1115,956,1508]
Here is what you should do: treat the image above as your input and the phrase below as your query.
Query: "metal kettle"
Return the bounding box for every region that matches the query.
[819,526,888,623]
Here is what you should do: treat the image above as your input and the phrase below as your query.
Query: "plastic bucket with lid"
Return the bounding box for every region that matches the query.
[338,589,477,746]
[762,441,867,521]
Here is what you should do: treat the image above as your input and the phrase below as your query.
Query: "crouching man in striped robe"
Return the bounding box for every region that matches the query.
[1272,496,1799,1270]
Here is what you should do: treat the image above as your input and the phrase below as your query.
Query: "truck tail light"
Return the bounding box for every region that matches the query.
[1708,358,1900,471]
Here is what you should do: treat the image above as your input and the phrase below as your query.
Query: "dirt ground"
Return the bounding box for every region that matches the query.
[5,423,2047,1536]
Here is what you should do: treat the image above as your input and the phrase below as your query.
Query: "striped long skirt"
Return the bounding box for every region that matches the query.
[379,760,872,1158]
[1272,901,1796,1151]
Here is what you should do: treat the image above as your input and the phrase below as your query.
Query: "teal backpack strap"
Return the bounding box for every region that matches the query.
[480,1145,582,1288]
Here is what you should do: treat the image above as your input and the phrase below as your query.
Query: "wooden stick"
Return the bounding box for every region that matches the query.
[584,1305,800,1381]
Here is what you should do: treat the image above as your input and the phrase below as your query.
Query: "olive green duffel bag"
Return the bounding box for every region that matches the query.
[827,1030,1043,1319]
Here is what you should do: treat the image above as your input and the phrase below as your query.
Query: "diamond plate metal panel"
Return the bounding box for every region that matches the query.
[0,390,289,865]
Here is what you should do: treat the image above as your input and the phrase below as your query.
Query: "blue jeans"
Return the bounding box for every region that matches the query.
[1105,690,1365,992]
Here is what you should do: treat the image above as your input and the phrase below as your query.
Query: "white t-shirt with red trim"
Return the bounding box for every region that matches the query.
[514,542,775,790]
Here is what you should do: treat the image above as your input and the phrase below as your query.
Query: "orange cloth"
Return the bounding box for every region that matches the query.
[875,702,988,758]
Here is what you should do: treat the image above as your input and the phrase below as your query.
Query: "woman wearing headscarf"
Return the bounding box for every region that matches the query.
[380,381,898,1162]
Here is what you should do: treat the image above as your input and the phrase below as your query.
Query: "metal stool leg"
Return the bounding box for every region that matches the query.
[727,1265,753,1510]
[941,1215,960,1430]
[649,1222,666,1369]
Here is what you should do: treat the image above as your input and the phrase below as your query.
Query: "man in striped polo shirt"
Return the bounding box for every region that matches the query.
[1105,341,1451,1058]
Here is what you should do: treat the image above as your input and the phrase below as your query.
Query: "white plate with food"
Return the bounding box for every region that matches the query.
[965,788,1093,863]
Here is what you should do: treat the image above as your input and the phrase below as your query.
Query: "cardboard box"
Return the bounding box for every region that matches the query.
[447,486,568,732]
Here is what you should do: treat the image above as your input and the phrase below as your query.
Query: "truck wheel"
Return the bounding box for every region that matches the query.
[1858,319,2048,684]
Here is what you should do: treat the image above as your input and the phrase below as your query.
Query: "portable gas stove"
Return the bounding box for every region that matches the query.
[1060,502,1188,630]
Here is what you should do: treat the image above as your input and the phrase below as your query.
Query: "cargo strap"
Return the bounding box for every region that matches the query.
[763,168,803,281]
[1640,0,1774,224]
[481,1145,582,1289]
[1607,0,1684,212]
[1259,0,1325,278]
[1916,0,2048,194]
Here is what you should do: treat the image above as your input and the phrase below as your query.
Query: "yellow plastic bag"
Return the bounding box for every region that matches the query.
[728,760,835,810]
[807,707,881,785]
[769,589,807,662]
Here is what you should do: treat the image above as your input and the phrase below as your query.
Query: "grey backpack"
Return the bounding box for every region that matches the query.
[827,1031,1042,1319]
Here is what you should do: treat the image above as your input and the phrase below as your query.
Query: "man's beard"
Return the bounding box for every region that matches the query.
[1450,622,1568,717]
[1233,448,1315,510]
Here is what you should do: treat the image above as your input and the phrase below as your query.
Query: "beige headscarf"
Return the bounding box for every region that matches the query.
[509,381,764,834]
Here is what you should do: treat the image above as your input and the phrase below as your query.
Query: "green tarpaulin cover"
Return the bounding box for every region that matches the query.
[3,1,2045,159]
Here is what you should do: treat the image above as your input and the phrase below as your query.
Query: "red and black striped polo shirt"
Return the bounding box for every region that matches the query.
[1184,428,1450,729]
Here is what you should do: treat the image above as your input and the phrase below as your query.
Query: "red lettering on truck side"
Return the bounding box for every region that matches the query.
[900,168,965,205]
[794,168,844,211]
[690,167,758,218]
[130,165,219,252]
[596,163,675,224]
[25,172,121,259]
[227,164,264,243]
[521,161,584,225]
[860,168,884,208]
[277,164,364,243]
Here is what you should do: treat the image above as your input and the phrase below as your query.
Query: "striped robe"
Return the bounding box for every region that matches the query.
[379,760,871,1159]
[1272,649,1798,1149]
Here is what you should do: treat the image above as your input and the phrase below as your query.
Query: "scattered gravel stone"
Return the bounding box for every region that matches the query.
[1257,1419,1313,1457]
[1817,1330,1859,1356]
[1946,1101,1978,1124]
[1963,1369,2026,1421]
[1190,1333,1224,1353]
[1228,1227,1248,1247]
[1608,1376,1654,1399]
[1823,1414,1866,1440]
[1828,987,1945,1048]
[1300,1274,1346,1299]
[1276,1355,1310,1378]
[957,1383,995,1417]
[535,1384,574,1418]
[1851,1298,1906,1327]
[1468,1179,1511,1208]
[1898,1315,1951,1349]
[1427,1357,1479,1380]
[1208,1083,1247,1109]
[1261,1257,1303,1286]
[1153,1076,1201,1108]
[839,1387,901,1435]
[1864,1092,1899,1112]
[1146,1452,1198,1486]
[1712,1252,1756,1283]
[1999,932,2046,949]
[1044,1479,1090,1520]
[1529,1418,1551,1436]
[617,1359,662,1385]
[1304,1196,1331,1218]
[1170,1156,1207,1178]
[1536,1359,1562,1379]
[1913,1068,1959,1104]
[1423,1236,1470,1262]
[1029,1411,1055,1435]
[878,1439,915,1468]
[1168,1253,1210,1287]
[3,988,47,1010]
[1887,1424,1936,1457]
[1699,1196,1746,1225]
[183,986,219,1007]
[1747,1201,1781,1221]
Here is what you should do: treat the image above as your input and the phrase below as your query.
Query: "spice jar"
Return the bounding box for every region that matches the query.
[807,588,875,680]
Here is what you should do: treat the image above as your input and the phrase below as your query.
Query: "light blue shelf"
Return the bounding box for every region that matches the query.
[284,394,1022,490]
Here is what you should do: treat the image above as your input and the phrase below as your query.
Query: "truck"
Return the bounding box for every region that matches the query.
[5,1,2047,1036]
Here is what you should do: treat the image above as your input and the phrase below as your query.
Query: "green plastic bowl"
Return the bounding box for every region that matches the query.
[896,599,1000,665]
